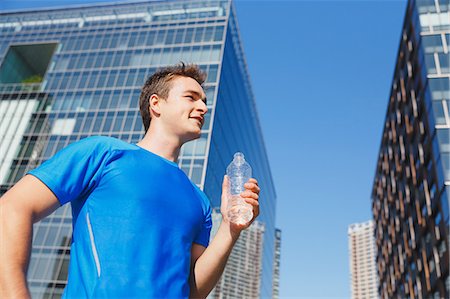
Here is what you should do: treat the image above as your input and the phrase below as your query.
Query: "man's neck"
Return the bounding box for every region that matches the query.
[136,127,182,163]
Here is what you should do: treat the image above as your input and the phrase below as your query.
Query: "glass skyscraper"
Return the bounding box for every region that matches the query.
[0,1,277,298]
[371,0,449,298]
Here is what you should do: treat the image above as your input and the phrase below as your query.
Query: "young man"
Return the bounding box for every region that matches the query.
[0,64,260,298]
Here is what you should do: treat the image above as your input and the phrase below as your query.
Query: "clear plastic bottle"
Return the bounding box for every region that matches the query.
[226,152,253,225]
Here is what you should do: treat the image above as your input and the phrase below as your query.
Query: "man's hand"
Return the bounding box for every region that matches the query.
[220,175,260,235]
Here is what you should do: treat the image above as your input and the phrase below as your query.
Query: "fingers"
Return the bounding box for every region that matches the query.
[240,190,259,200]
[243,197,260,218]
[244,181,260,195]
[247,178,258,184]
[243,197,259,208]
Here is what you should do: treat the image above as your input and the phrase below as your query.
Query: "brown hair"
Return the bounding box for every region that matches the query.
[139,63,206,133]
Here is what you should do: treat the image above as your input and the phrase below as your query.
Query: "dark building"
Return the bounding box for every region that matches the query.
[371,0,449,298]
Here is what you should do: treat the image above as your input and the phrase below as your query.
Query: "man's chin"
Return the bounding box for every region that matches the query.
[183,131,201,143]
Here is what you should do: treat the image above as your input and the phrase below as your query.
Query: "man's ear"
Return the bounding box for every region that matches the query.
[149,94,161,117]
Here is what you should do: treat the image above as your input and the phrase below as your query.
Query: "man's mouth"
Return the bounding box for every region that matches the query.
[190,116,203,125]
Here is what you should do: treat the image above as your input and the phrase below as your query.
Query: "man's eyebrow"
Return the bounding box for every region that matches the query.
[184,90,207,103]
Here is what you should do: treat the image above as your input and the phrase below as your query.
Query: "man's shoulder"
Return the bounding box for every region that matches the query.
[75,135,134,152]
[189,182,211,208]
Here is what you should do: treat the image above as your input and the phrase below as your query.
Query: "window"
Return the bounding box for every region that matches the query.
[146,31,156,46]
[166,29,175,44]
[200,45,211,62]
[106,70,117,88]
[141,51,152,66]
[0,43,57,84]
[211,45,221,61]
[441,153,450,180]
[195,133,208,155]
[180,159,191,177]
[87,71,99,89]
[67,73,80,89]
[100,34,111,49]
[92,115,104,133]
[128,32,138,48]
[182,140,195,156]
[90,91,102,110]
[425,53,437,74]
[97,72,108,88]
[130,50,143,67]
[207,65,218,83]
[85,53,95,69]
[175,29,184,44]
[113,51,124,67]
[126,70,137,86]
[433,101,447,126]
[204,27,214,42]
[113,113,125,132]
[101,114,114,132]
[421,35,443,53]
[160,48,172,65]
[185,28,194,43]
[116,71,127,87]
[191,159,204,184]
[194,27,204,42]
[107,92,119,109]
[123,113,135,131]
[429,77,449,100]
[438,52,449,73]
[81,114,94,132]
[55,56,69,71]
[94,53,106,68]
[149,48,161,65]
[214,26,224,41]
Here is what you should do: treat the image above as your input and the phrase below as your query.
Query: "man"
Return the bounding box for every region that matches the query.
[0,63,260,298]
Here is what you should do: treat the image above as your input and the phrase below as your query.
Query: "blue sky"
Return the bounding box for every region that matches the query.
[234,1,407,297]
[0,0,407,297]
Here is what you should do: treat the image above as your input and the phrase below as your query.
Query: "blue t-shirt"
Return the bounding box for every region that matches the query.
[28,136,212,298]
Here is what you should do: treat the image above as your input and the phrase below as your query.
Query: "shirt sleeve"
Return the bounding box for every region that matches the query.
[27,136,111,205]
[193,188,213,247]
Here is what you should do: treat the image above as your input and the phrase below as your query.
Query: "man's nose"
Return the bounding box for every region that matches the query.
[198,101,208,115]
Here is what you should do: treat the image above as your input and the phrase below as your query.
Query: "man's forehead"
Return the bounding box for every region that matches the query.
[171,76,206,98]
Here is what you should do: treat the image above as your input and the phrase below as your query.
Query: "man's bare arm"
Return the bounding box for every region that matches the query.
[189,176,260,299]
[0,175,60,298]
[189,223,240,299]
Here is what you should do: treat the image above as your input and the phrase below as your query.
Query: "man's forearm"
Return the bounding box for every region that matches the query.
[190,222,240,298]
[0,200,33,298]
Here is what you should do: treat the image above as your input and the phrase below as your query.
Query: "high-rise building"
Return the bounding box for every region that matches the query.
[371,0,449,298]
[348,220,379,299]
[0,1,277,298]
[272,228,281,299]
[208,210,265,299]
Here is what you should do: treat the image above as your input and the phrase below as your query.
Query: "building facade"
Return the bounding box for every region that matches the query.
[371,0,449,298]
[272,228,281,299]
[0,1,277,298]
[348,220,379,299]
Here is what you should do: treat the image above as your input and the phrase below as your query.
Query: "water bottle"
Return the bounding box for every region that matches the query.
[226,152,253,225]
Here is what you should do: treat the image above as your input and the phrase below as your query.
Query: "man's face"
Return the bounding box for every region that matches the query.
[158,76,208,143]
